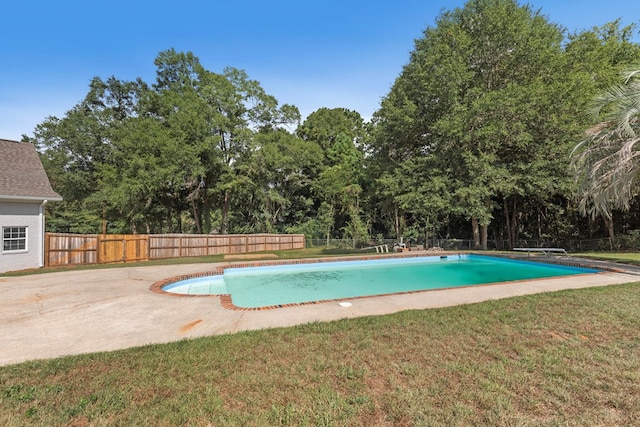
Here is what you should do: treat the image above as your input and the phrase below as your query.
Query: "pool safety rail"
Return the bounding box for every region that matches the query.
[513,247,568,257]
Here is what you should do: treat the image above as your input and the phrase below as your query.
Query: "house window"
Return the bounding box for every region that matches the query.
[3,227,27,252]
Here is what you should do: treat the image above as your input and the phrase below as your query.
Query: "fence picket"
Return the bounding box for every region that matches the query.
[45,233,305,267]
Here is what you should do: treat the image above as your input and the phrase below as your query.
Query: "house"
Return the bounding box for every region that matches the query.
[0,138,62,273]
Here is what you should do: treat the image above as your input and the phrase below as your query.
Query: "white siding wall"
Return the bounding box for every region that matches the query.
[0,201,43,273]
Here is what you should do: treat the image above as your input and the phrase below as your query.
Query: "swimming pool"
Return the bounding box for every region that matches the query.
[160,254,600,309]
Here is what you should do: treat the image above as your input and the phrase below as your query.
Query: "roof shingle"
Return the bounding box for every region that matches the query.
[0,138,62,201]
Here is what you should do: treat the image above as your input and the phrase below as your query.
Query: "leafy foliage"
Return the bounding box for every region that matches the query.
[26,2,640,244]
[371,0,640,248]
[572,69,640,219]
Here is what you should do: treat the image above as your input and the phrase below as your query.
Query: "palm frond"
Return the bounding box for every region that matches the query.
[572,68,640,219]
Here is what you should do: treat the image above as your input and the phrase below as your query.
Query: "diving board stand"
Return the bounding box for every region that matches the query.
[513,247,567,257]
[361,244,389,253]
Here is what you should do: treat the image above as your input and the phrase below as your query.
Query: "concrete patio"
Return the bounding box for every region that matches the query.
[1,257,639,366]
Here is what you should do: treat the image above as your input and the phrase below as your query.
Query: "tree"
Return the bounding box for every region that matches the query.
[32,49,301,234]
[572,68,640,223]
[393,157,452,246]
[312,132,368,246]
[97,115,201,233]
[29,76,143,233]
[106,50,301,233]
[242,129,323,232]
[566,22,640,240]
[298,108,369,244]
[372,0,588,249]
[297,107,365,155]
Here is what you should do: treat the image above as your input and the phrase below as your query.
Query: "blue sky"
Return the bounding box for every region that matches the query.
[1,0,638,141]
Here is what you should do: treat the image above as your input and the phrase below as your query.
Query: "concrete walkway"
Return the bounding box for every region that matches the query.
[1,257,639,366]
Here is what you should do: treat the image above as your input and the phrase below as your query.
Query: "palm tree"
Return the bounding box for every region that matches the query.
[572,69,640,224]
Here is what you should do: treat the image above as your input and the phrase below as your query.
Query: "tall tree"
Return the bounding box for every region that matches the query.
[373,0,582,249]
[572,68,640,223]
[297,107,365,155]
[299,108,369,244]
[29,76,143,232]
[241,129,323,232]
[117,49,300,233]
[566,22,640,239]
[32,49,301,234]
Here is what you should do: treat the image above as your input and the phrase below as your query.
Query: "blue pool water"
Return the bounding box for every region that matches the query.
[162,255,599,308]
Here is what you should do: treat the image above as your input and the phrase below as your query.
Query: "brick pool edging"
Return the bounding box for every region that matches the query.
[150,251,612,311]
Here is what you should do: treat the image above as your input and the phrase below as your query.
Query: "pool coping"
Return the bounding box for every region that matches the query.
[150,252,616,311]
[3,253,640,366]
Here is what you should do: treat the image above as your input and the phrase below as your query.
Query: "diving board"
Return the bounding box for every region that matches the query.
[513,247,567,257]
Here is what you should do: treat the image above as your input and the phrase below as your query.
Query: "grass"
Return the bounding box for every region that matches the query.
[1,282,639,426]
[574,252,640,266]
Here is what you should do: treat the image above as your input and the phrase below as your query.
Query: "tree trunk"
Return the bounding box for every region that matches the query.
[472,217,480,249]
[537,208,543,242]
[221,190,230,234]
[394,204,400,239]
[203,196,211,234]
[424,220,429,249]
[480,223,488,250]
[603,214,615,242]
[101,204,107,235]
[326,204,333,246]
[503,197,518,250]
[166,207,174,233]
[493,228,504,250]
[504,198,512,249]
[191,194,202,234]
[352,221,357,249]
[175,199,183,234]
[511,198,518,247]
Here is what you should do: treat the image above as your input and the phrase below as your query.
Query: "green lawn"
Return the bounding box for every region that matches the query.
[1,280,639,426]
[574,252,640,266]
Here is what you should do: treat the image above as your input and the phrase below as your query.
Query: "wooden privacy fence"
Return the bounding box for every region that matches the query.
[45,233,305,267]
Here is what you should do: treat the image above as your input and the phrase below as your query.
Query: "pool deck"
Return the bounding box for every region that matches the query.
[1,254,639,366]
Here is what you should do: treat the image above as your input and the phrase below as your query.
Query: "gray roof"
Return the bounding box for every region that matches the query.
[0,139,62,202]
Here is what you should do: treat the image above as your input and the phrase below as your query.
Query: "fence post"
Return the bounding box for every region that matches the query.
[96,234,102,264]
[44,232,50,267]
